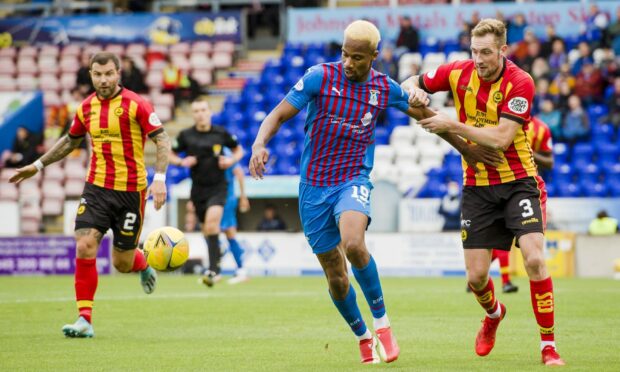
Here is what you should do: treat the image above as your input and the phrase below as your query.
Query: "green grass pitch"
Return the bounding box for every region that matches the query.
[0,275,618,371]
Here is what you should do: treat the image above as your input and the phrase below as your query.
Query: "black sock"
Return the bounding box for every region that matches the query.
[206,235,221,274]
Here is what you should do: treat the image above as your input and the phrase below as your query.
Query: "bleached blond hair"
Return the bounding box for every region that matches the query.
[344,20,381,51]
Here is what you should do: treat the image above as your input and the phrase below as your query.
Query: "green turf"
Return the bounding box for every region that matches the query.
[0,275,618,371]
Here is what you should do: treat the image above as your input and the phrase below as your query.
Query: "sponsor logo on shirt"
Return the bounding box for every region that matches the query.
[508,97,528,114]
[149,112,162,126]
[294,78,304,91]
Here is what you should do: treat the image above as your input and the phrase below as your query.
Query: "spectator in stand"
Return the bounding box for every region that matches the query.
[162,55,184,106]
[76,53,94,95]
[513,32,541,73]
[599,48,620,86]
[121,56,146,93]
[574,61,605,105]
[548,39,568,76]
[606,7,620,55]
[466,11,481,34]
[582,3,610,48]
[562,95,590,145]
[438,181,461,232]
[533,78,553,115]
[555,80,574,116]
[531,58,551,83]
[538,99,563,141]
[256,204,286,231]
[549,63,575,96]
[540,25,562,59]
[457,22,472,52]
[605,76,620,128]
[1,127,42,168]
[571,42,593,76]
[395,16,419,54]
[506,13,527,45]
[374,44,398,80]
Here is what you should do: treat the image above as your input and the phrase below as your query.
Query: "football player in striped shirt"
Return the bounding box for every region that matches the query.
[249,20,500,364]
[10,52,171,338]
[404,19,564,365]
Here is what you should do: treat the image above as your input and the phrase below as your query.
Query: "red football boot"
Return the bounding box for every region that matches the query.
[358,337,380,364]
[542,345,565,366]
[376,327,400,363]
[475,303,506,356]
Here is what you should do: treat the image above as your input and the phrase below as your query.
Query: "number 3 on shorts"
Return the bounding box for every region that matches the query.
[351,185,370,204]
[519,199,534,218]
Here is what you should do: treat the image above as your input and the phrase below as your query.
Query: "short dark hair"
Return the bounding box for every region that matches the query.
[89,52,120,70]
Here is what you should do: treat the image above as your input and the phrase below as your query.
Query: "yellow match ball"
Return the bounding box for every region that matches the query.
[143,226,189,272]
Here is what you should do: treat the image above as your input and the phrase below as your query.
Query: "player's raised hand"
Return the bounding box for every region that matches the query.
[8,164,38,185]
[180,156,197,168]
[147,180,167,210]
[218,156,235,169]
[463,144,503,173]
[249,144,269,179]
[408,87,429,108]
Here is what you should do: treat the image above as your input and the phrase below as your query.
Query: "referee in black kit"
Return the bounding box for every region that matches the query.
[169,97,243,287]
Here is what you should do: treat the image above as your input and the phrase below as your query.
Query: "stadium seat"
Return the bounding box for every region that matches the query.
[397,165,426,194]
[552,142,569,164]
[447,51,469,62]
[580,181,608,197]
[0,76,17,91]
[60,72,77,90]
[126,43,146,57]
[394,145,420,167]
[43,163,65,183]
[18,46,38,58]
[375,145,396,164]
[191,41,213,54]
[0,58,16,76]
[43,91,62,107]
[192,69,213,86]
[552,164,575,184]
[597,143,619,171]
[389,125,416,146]
[40,74,60,92]
[155,106,172,123]
[372,163,399,184]
[0,46,17,58]
[213,41,235,54]
[42,198,64,216]
[61,44,81,58]
[170,42,191,55]
[17,58,38,75]
[39,45,59,58]
[190,53,214,70]
[554,182,580,197]
[0,183,18,201]
[64,179,85,198]
[571,143,594,169]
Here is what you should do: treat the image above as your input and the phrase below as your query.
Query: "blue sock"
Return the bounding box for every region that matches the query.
[331,284,367,337]
[227,238,243,269]
[352,256,386,319]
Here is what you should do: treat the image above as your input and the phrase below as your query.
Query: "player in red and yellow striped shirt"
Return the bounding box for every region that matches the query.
[403,19,564,365]
[526,116,554,171]
[10,52,171,338]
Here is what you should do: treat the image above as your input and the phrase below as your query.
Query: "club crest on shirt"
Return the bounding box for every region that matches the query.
[493,91,503,104]
[294,78,304,91]
[213,144,222,156]
[361,112,373,127]
[114,107,124,116]
[368,90,379,106]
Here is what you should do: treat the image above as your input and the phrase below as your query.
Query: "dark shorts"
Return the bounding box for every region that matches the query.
[75,182,146,250]
[191,183,228,223]
[461,176,547,251]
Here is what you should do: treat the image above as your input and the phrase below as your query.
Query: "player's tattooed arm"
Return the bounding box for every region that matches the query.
[151,130,171,174]
[40,135,83,166]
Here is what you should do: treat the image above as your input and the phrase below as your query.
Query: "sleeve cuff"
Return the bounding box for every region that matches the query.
[418,75,431,93]
[68,132,85,139]
[148,128,164,138]
[500,113,528,125]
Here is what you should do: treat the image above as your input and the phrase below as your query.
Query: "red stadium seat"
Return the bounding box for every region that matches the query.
[212,52,233,69]
[151,93,174,108]
[0,46,16,58]
[39,45,59,58]
[43,91,62,107]
[213,41,235,54]
[64,179,84,198]
[82,45,103,58]
[0,58,16,76]
[170,42,191,55]
[18,46,38,58]
[60,72,77,90]
[104,44,125,56]
[17,58,38,75]
[0,75,17,91]
[189,53,213,70]
[145,71,163,89]
[0,183,18,201]
[16,75,38,91]
[20,217,40,235]
[40,74,61,91]
[43,163,65,183]
[191,69,213,86]
[60,57,80,73]
[61,44,82,58]
[191,41,212,54]
[64,163,87,181]
[42,198,64,216]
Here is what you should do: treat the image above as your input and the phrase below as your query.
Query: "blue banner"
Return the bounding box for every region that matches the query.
[288,1,618,44]
[0,92,43,153]
[0,11,241,46]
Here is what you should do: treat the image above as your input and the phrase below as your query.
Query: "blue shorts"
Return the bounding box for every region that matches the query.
[298,179,373,254]
[220,197,238,230]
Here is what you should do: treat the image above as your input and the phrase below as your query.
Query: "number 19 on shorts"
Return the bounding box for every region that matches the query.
[351,185,370,204]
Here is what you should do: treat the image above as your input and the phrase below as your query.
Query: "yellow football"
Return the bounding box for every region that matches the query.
[143,226,189,272]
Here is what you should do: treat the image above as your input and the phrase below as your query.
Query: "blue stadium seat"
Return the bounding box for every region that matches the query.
[386,108,409,126]
[578,164,600,184]
[591,123,615,144]
[546,182,557,197]
[552,163,574,183]
[580,181,608,197]
[375,126,389,145]
[417,180,447,198]
[554,182,580,197]
[587,104,608,124]
[552,142,569,165]
[597,143,619,171]
[426,167,448,184]
[571,143,593,169]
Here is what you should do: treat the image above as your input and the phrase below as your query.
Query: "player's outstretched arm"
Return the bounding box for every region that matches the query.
[149,130,171,210]
[249,100,299,179]
[9,134,83,184]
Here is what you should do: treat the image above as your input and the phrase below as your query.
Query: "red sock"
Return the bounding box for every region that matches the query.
[530,277,555,342]
[131,249,148,272]
[494,250,511,285]
[75,258,98,323]
[469,277,499,314]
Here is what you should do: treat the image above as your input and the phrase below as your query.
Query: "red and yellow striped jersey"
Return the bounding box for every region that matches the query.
[69,88,163,192]
[526,116,553,153]
[420,58,537,186]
